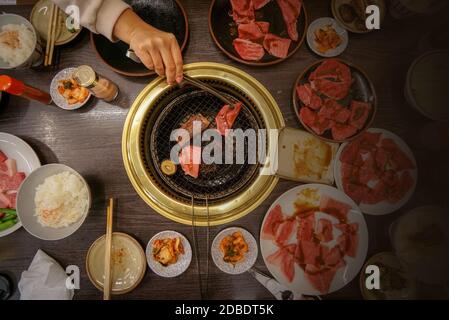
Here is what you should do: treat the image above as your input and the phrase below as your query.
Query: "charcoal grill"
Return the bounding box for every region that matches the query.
[123,63,284,226]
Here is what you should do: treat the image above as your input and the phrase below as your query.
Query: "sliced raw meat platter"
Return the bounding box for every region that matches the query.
[215,102,243,136]
[263,33,291,59]
[230,0,255,24]
[276,0,302,41]
[296,84,322,110]
[179,145,201,179]
[0,150,26,209]
[261,185,367,295]
[296,59,374,141]
[233,38,265,61]
[253,0,271,10]
[238,21,269,40]
[337,129,417,213]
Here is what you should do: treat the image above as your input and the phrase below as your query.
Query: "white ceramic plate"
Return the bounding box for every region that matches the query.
[334,128,418,215]
[50,68,91,110]
[0,133,41,238]
[16,164,91,240]
[260,184,368,296]
[146,230,192,278]
[307,17,348,57]
[212,227,258,275]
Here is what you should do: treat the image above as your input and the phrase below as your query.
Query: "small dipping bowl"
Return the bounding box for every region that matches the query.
[86,232,146,295]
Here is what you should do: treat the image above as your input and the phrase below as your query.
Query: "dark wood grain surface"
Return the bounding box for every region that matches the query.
[1,0,448,300]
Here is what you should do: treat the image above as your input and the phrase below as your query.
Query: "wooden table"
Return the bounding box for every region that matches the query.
[1,1,448,300]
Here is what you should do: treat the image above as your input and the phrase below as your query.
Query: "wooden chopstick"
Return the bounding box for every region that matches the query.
[103,198,114,300]
[48,8,60,66]
[44,4,56,66]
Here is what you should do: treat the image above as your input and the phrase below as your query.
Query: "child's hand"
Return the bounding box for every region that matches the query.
[130,25,183,84]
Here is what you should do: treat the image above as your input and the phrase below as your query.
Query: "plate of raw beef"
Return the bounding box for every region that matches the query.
[260,184,368,295]
[293,59,377,142]
[209,0,308,65]
[0,133,41,237]
[334,128,417,215]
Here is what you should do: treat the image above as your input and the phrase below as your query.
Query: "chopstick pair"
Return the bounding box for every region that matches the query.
[103,198,114,300]
[44,4,60,67]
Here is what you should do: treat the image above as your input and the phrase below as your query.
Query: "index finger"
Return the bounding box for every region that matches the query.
[171,42,184,84]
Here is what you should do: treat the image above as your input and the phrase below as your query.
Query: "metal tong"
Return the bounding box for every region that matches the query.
[191,195,210,300]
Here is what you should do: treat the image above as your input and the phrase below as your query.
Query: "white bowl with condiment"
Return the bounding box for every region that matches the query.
[307,17,348,57]
[405,50,449,121]
[16,164,91,241]
[50,68,92,110]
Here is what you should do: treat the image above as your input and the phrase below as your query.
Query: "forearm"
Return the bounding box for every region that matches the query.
[112,9,150,44]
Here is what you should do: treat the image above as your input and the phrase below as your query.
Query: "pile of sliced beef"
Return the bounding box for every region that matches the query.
[262,195,358,294]
[297,59,372,141]
[0,150,25,209]
[340,131,415,206]
[230,0,303,61]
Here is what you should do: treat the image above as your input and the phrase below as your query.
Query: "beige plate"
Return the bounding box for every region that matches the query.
[331,0,386,34]
[30,0,82,46]
[86,232,146,295]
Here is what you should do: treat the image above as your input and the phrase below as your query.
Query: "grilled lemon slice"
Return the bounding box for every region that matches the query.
[161,160,177,176]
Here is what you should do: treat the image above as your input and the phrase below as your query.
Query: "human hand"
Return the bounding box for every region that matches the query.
[129,24,183,84]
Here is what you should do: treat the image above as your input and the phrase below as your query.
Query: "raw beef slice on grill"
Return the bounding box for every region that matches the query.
[230,0,255,24]
[276,0,302,41]
[233,38,265,61]
[253,0,271,10]
[262,204,285,240]
[349,101,371,130]
[263,33,291,58]
[297,84,322,110]
[238,21,270,40]
[215,102,243,136]
[179,145,201,179]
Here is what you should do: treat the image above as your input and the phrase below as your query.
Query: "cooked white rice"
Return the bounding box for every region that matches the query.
[35,171,89,229]
[0,23,35,67]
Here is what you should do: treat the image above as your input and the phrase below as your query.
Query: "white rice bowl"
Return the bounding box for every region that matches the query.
[0,23,35,67]
[34,171,89,228]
